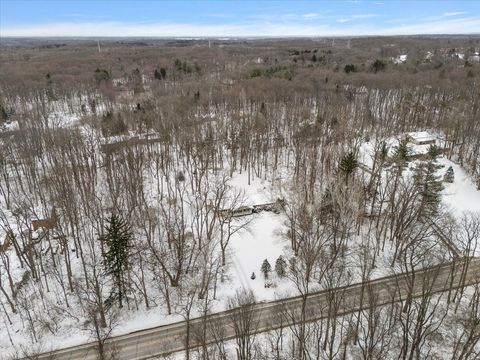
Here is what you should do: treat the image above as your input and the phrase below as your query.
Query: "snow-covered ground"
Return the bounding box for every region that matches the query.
[437,157,480,215]
[392,54,408,64]
[359,131,443,167]
[360,132,480,217]
[360,134,480,258]
[0,170,297,355]
[215,171,294,302]
[221,212,291,301]
[3,127,480,357]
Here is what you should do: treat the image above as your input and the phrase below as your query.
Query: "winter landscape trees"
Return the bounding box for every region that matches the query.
[0,36,479,359]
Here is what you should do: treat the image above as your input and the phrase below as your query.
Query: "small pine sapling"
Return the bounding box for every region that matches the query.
[443,166,454,183]
[261,259,272,279]
[275,256,287,278]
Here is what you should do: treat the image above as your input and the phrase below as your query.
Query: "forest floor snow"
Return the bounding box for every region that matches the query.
[2,171,295,355]
[4,155,480,355]
[437,157,480,215]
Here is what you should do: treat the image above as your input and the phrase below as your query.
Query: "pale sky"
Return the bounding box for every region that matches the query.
[1,0,480,37]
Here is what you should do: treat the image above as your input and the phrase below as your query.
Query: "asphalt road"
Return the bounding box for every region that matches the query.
[33,257,480,360]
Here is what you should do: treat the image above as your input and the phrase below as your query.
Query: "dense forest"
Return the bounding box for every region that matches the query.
[1,36,480,359]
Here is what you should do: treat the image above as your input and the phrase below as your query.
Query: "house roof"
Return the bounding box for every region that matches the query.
[407,131,436,142]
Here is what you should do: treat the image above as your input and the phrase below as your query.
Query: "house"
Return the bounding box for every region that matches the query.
[219,199,286,219]
[378,132,442,163]
[32,208,57,231]
[253,199,286,214]
[1,230,13,252]
[468,54,480,63]
[392,54,407,64]
[424,51,434,62]
[218,206,254,218]
[232,206,254,217]
[406,132,436,146]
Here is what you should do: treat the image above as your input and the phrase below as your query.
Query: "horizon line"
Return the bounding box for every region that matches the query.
[2,33,480,39]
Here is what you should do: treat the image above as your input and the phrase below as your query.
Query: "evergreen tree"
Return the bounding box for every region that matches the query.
[427,144,441,161]
[275,256,287,277]
[379,141,389,162]
[344,64,356,73]
[394,140,410,165]
[182,61,191,73]
[413,161,444,219]
[371,59,386,73]
[443,165,454,183]
[131,68,143,94]
[94,68,110,84]
[194,91,200,101]
[339,151,358,185]
[100,214,133,308]
[250,68,263,78]
[154,67,167,80]
[174,58,182,71]
[0,104,8,125]
[261,259,272,279]
[45,73,55,100]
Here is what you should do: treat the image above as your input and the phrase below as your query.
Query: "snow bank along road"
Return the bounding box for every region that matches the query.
[34,257,480,360]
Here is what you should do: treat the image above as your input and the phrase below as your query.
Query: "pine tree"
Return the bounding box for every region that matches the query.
[275,256,287,277]
[371,59,386,73]
[261,259,272,279]
[413,161,444,219]
[154,68,167,80]
[344,64,356,73]
[100,214,133,308]
[379,141,389,162]
[94,68,110,84]
[0,104,8,125]
[394,140,409,165]
[339,151,358,185]
[443,166,454,183]
[428,144,441,161]
[174,58,182,71]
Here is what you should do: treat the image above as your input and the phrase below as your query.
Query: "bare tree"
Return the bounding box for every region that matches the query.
[228,289,259,360]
